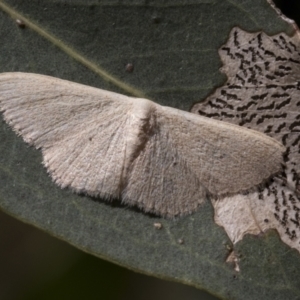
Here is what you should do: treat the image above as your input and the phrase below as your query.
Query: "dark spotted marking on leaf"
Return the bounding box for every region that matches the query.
[192,27,300,252]
[15,19,25,28]
[125,63,134,73]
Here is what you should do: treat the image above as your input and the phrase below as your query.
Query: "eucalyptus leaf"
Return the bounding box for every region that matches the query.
[0,1,299,300]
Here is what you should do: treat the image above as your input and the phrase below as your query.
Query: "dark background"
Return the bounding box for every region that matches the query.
[273,0,300,25]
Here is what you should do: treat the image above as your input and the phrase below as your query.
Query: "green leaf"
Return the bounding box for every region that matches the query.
[0,1,299,299]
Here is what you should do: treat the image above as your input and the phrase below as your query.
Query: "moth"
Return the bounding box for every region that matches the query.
[0,72,285,217]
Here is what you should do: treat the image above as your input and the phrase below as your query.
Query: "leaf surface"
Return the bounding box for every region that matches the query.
[0,1,299,299]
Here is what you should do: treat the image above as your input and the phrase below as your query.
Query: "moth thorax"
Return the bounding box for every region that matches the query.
[125,99,156,164]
